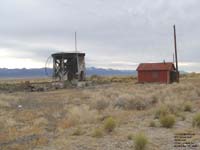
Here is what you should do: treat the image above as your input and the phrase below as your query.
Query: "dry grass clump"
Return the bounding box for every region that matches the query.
[149,120,156,127]
[114,98,127,109]
[134,133,148,150]
[154,106,169,119]
[183,101,192,112]
[92,128,103,138]
[114,94,156,110]
[66,105,98,127]
[72,127,84,136]
[94,99,110,111]
[104,117,116,133]
[159,114,176,128]
[192,113,200,128]
[126,96,147,110]
[154,102,182,119]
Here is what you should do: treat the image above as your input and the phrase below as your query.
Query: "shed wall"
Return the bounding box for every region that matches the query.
[138,70,169,83]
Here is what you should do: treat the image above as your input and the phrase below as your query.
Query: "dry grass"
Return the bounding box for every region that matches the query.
[0,74,200,150]
[92,128,103,138]
[134,132,148,150]
[104,117,116,133]
[192,113,200,128]
[159,114,176,128]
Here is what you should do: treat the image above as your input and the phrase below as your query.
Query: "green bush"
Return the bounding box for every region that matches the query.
[160,114,176,128]
[192,113,200,128]
[104,117,116,132]
[184,102,192,112]
[92,128,103,138]
[134,133,148,150]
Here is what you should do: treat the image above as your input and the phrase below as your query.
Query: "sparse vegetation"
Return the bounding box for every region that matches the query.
[183,101,192,112]
[114,94,152,110]
[0,74,200,150]
[160,114,176,128]
[134,133,148,150]
[104,117,116,132]
[72,127,83,136]
[92,128,103,138]
[127,97,147,110]
[67,105,98,126]
[149,120,156,127]
[192,113,200,128]
[95,100,109,111]
[127,134,133,140]
[155,106,169,119]
[178,113,186,121]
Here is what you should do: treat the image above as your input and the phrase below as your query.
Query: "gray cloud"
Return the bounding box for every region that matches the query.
[0,0,200,71]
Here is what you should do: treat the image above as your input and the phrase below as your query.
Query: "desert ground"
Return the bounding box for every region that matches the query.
[0,74,200,150]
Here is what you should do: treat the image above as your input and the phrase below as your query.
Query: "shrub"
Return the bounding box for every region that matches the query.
[127,97,147,110]
[114,97,127,109]
[154,106,168,119]
[134,133,148,150]
[166,103,180,116]
[160,115,175,128]
[104,117,116,132]
[92,128,103,138]
[184,102,192,112]
[114,95,151,110]
[95,100,109,111]
[149,120,156,127]
[192,113,200,128]
[72,127,83,136]
[67,105,98,126]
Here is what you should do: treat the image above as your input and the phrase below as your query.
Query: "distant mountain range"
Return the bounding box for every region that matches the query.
[0,67,137,78]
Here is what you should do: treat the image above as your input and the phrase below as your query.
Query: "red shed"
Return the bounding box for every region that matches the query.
[137,62,178,84]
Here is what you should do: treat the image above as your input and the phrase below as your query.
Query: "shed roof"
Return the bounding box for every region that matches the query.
[137,62,176,71]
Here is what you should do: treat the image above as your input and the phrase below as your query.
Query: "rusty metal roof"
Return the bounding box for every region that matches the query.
[137,62,175,71]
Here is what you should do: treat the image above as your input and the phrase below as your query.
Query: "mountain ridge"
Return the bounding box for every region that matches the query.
[0,67,137,78]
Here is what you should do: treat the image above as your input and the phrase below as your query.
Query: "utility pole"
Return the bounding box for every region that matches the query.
[75,32,80,79]
[173,25,179,82]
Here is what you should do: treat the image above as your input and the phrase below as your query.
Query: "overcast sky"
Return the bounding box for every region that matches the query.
[0,0,200,72]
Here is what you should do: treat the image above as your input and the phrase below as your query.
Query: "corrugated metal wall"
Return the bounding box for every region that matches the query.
[138,70,170,83]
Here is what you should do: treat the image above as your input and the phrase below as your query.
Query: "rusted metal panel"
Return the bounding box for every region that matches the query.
[138,70,169,83]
